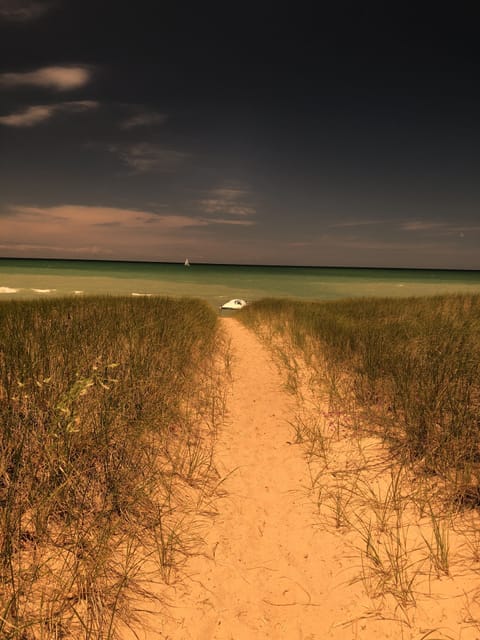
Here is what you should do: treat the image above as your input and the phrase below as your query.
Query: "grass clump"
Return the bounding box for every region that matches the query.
[240,294,480,500]
[0,296,225,639]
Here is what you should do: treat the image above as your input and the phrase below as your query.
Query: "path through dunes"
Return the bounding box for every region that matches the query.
[128,317,475,640]
[158,317,353,638]
[132,317,377,640]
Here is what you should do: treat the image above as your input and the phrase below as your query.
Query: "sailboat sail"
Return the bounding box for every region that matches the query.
[184,258,190,267]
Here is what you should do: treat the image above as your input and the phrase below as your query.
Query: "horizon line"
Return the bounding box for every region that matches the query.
[0,256,479,273]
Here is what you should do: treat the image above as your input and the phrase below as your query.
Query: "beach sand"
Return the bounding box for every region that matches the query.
[124,318,480,639]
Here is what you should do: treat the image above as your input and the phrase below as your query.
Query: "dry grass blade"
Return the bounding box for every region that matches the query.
[0,296,228,639]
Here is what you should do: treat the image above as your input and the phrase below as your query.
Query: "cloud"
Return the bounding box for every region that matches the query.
[110,143,189,173]
[197,186,256,219]
[287,242,313,247]
[401,220,480,236]
[0,100,98,126]
[204,218,255,226]
[401,220,447,232]
[200,200,256,216]
[7,205,206,229]
[330,219,480,239]
[120,111,168,129]
[6,204,255,229]
[0,65,92,91]
[329,218,385,228]
[207,188,248,201]
[0,104,54,126]
[0,1,52,21]
[0,242,113,256]
[1,203,257,260]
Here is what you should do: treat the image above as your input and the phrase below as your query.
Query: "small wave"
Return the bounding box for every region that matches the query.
[0,286,19,293]
[32,288,57,293]
[131,292,153,297]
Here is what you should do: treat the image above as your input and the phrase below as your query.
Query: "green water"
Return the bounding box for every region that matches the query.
[1,259,480,307]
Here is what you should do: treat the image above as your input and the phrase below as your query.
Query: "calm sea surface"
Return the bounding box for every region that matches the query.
[1,259,480,308]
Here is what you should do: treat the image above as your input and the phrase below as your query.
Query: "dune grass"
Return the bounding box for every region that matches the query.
[0,296,226,639]
[240,295,480,625]
[240,294,480,500]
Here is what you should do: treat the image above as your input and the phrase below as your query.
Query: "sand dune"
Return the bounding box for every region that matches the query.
[126,318,480,639]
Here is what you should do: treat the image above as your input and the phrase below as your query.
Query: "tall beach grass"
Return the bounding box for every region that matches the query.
[0,296,225,639]
[240,294,480,500]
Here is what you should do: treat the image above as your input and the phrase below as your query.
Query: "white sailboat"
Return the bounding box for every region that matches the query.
[184,258,190,267]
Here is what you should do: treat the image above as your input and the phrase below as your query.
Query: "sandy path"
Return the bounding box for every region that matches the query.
[137,317,372,640]
[123,317,480,640]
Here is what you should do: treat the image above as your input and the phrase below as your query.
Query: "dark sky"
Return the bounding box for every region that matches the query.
[1,1,479,267]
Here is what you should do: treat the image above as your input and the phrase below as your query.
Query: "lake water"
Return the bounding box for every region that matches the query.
[1,259,480,308]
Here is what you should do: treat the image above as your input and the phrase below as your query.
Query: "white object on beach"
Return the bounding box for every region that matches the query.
[221,299,247,310]
[184,258,190,267]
